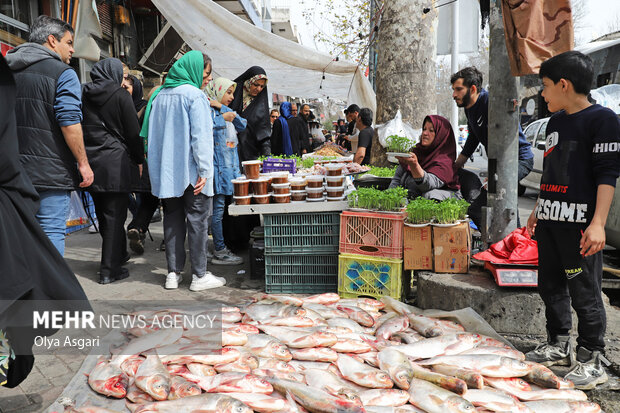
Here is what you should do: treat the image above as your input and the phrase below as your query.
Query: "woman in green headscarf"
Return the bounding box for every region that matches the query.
[144,50,226,292]
[205,77,247,265]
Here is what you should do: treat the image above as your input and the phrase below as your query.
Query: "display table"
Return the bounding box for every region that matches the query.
[228,200,349,216]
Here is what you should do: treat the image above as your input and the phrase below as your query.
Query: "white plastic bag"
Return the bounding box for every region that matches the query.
[225,120,238,148]
[376,109,420,149]
[590,84,620,114]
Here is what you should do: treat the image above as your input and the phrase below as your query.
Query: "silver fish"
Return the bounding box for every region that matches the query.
[134,354,170,401]
[336,354,393,388]
[407,377,475,413]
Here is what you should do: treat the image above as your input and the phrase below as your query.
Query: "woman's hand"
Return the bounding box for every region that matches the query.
[210,99,222,109]
[223,112,236,122]
[396,152,424,178]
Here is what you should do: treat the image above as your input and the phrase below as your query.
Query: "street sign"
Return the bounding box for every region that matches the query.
[485,261,538,287]
[437,0,480,55]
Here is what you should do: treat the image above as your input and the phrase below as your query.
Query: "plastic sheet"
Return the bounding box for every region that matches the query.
[375,110,420,149]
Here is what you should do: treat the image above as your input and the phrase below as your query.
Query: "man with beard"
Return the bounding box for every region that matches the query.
[298,103,312,154]
[451,66,533,227]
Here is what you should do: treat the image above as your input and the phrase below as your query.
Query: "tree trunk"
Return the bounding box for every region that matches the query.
[371,0,438,167]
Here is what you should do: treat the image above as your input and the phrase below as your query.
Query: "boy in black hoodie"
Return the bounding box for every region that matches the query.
[526,51,620,390]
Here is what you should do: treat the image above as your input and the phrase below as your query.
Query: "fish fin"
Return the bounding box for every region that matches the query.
[428,394,444,405]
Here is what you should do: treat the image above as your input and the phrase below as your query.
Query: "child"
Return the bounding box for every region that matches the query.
[526,51,620,390]
[206,78,247,265]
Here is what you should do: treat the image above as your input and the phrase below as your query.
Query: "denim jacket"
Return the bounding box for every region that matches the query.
[211,104,247,195]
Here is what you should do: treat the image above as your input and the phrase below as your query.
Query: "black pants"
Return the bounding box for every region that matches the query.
[536,225,606,351]
[128,192,160,233]
[91,192,129,278]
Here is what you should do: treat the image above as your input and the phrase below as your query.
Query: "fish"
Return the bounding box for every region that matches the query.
[134,354,170,401]
[337,354,394,388]
[476,335,513,349]
[120,356,145,377]
[359,389,410,407]
[183,372,273,394]
[126,380,155,404]
[303,368,364,404]
[462,388,532,412]
[409,363,467,395]
[227,392,288,412]
[376,315,409,340]
[244,302,306,322]
[328,317,367,333]
[365,406,426,413]
[407,377,475,413]
[331,337,374,353]
[484,377,588,401]
[244,333,293,361]
[302,303,348,319]
[522,400,601,413]
[335,305,375,327]
[302,292,341,305]
[419,354,531,377]
[522,361,574,389]
[430,364,485,389]
[252,368,306,382]
[388,333,481,360]
[338,298,386,312]
[253,293,304,306]
[258,325,337,348]
[377,348,415,390]
[391,330,424,344]
[223,322,260,334]
[183,329,248,346]
[354,350,379,367]
[257,357,297,373]
[167,375,201,400]
[213,359,253,373]
[186,362,216,377]
[157,344,240,365]
[288,359,335,371]
[406,314,445,337]
[126,393,253,413]
[458,345,525,360]
[221,311,243,323]
[110,328,184,369]
[260,316,316,327]
[58,397,125,413]
[266,377,366,413]
[290,347,338,362]
[88,356,129,399]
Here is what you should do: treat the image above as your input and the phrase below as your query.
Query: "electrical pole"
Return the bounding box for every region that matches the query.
[450,0,460,136]
[370,0,438,166]
[484,0,519,243]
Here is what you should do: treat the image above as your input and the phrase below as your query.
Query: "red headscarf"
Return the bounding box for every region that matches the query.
[411,115,460,190]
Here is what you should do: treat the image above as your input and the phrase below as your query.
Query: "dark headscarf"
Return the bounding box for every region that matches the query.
[82,58,124,105]
[128,74,147,113]
[411,115,460,190]
[278,102,294,155]
[231,66,271,161]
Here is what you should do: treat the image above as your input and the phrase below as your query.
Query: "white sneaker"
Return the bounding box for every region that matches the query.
[189,272,225,291]
[165,272,182,289]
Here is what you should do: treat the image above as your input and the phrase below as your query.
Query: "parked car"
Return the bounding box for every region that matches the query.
[519,116,620,249]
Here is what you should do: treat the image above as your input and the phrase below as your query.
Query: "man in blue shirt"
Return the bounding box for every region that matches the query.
[451,67,534,228]
[6,15,93,255]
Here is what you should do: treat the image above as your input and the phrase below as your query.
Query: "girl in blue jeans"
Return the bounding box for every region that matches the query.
[206,78,247,265]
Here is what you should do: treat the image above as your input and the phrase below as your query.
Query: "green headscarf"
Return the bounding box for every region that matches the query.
[139,50,206,141]
[206,77,236,103]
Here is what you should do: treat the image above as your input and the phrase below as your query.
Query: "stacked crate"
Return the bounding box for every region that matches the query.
[337,210,407,300]
[263,212,340,293]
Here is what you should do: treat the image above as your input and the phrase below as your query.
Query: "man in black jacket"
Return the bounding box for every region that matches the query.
[5,15,93,256]
[298,103,312,154]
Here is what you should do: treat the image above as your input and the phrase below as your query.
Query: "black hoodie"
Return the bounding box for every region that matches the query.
[82,58,143,192]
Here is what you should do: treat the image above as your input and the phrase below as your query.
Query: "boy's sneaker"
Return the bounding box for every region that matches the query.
[564,347,609,390]
[212,248,243,265]
[165,272,182,289]
[127,229,145,255]
[189,272,225,291]
[525,335,572,366]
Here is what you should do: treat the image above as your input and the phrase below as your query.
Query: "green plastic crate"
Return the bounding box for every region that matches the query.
[338,253,406,300]
[264,212,340,254]
[265,253,338,294]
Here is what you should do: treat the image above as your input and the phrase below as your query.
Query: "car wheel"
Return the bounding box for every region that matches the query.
[518,184,526,196]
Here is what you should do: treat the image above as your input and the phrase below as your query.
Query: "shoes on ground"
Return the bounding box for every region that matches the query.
[525,335,572,367]
[127,228,145,255]
[189,272,226,291]
[564,346,609,390]
[99,267,129,284]
[211,247,243,265]
[164,271,182,289]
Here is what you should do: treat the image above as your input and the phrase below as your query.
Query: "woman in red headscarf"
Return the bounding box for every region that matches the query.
[389,115,461,200]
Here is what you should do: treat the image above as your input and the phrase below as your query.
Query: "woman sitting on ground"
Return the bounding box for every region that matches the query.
[389,115,461,201]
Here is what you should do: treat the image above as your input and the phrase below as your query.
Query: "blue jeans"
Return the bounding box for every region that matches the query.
[36,189,71,256]
[211,194,227,252]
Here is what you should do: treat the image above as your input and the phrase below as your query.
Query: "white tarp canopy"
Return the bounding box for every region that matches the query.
[151,0,376,112]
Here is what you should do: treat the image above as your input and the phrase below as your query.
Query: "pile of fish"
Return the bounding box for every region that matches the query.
[64,293,602,413]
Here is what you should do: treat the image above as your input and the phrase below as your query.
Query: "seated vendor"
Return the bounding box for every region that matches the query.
[389,115,461,201]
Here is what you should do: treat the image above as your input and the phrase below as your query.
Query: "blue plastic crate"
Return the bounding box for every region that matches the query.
[264,212,340,254]
[261,158,297,174]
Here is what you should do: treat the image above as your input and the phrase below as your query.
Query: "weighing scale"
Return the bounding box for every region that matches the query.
[484,261,538,287]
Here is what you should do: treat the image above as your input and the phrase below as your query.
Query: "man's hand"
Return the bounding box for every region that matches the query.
[210,99,222,109]
[222,112,236,122]
[580,223,606,256]
[78,162,94,188]
[193,177,207,195]
[526,209,538,237]
[454,153,468,169]
[138,164,143,178]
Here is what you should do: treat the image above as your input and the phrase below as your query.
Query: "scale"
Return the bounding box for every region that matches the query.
[484,261,538,287]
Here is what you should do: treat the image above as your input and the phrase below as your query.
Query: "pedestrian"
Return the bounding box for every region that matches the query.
[291,103,298,117]
[230,66,271,162]
[5,15,94,255]
[270,109,279,132]
[340,104,360,151]
[525,51,620,390]
[352,107,374,165]
[297,103,312,154]
[270,102,308,156]
[450,66,534,228]
[142,50,225,291]
[124,73,161,255]
[206,77,247,266]
[0,53,90,388]
[390,115,461,200]
[81,58,144,284]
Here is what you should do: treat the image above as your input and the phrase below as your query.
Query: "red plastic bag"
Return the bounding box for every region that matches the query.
[473,227,538,265]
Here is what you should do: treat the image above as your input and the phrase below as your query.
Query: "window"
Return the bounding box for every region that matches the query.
[0,0,35,42]
[534,120,548,149]
[523,122,540,145]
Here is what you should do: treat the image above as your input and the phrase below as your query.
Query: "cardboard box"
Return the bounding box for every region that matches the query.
[403,224,433,270]
[433,222,471,273]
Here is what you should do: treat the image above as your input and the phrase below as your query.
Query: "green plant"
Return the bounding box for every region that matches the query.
[347,187,407,212]
[300,158,315,168]
[433,199,470,224]
[363,166,398,178]
[386,135,413,153]
[406,197,437,224]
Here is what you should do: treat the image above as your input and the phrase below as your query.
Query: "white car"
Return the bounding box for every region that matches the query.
[519,117,620,249]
